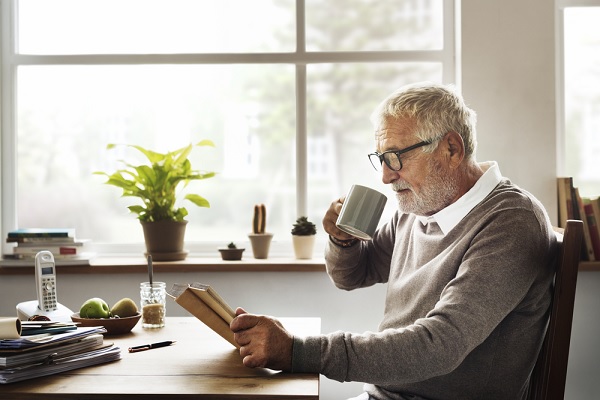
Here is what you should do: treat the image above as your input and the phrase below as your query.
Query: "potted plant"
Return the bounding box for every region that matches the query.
[218,242,245,261]
[291,216,317,259]
[248,204,273,259]
[94,140,216,261]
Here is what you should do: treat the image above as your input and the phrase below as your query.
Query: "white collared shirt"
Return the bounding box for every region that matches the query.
[416,161,502,235]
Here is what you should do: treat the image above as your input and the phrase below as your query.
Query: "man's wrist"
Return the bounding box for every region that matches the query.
[329,235,359,248]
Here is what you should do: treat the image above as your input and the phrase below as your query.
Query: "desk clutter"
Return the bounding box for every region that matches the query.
[0,317,120,384]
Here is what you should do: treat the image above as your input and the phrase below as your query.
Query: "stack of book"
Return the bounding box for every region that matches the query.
[0,319,121,384]
[4,228,94,266]
[557,177,600,261]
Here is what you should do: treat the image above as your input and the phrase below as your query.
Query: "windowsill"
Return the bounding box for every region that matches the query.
[0,256,326,275]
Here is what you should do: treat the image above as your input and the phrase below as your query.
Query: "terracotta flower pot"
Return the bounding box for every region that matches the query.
[141,220,188,261]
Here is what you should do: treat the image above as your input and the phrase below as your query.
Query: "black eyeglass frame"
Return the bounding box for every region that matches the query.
[368,140,433,171]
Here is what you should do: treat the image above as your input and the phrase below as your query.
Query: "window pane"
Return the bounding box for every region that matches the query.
[18,0,294,54]
[306,62,443,224]
[17,65,295,244]
[305,0,443,51]
[564,7,600,196]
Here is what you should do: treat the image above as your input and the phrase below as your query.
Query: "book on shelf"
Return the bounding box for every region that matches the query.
[11,243,88,256]
[7,228,75,239]
[557,177,575,228]
[583,199,600,261]
[0,254,94,267]
[574,187,595,261]
[3,230,93,266]
[6,236,76,244]
[167,282,238,348]
[11,239,87,247]
[556,177,594,261]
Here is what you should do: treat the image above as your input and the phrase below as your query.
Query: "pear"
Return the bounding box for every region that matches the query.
[110,297,139,318]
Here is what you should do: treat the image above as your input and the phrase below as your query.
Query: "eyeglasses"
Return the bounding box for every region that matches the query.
[368,140,432,171]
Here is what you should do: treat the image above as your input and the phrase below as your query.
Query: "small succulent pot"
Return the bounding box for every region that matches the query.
[292,234,316,259]
[248,233,273,259]
[219,242,245,261]
[291,216,317,259]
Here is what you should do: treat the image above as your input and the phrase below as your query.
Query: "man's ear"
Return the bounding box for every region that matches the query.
[444,131,465,168]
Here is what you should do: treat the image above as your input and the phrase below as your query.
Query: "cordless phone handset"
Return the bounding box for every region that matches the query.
[34,251,58,312]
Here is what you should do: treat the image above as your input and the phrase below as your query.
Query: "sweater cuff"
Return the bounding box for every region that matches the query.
[291,335,322,373]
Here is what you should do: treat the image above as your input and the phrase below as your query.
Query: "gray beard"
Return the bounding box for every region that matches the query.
[391,159,460,216]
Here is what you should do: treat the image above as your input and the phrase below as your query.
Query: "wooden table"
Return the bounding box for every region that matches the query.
[0,317,320,399]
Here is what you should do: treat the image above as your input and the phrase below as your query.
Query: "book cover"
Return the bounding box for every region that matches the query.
[557,177,573,228]
[7,228,75,239]
[167,283,238,348]
[13,239,87,247]
[6,236,76,244]
[13,246,81,256]
[583,200,600,261]
[574,187,595,261]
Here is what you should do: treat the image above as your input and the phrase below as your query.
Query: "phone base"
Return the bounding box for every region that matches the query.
[16,300,74,322]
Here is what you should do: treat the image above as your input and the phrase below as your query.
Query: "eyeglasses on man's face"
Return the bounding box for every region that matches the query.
[367,140,432,172]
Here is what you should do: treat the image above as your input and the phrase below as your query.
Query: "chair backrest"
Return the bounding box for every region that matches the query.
[528,219,584,400]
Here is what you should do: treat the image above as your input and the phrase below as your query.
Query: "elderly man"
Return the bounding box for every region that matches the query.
[231,82,557,400]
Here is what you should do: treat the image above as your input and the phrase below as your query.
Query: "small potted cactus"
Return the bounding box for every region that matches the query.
[247,204,273,259]
[218,242,245,261]
[291,216,317,259]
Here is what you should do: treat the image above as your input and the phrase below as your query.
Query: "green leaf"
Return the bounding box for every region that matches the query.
[96,140,216,222]
[185,194,210,208]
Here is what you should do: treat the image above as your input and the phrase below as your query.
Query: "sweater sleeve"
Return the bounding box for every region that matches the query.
[324,212,400,290]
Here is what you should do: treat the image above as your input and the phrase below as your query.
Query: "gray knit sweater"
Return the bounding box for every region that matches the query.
[292,178,557,400]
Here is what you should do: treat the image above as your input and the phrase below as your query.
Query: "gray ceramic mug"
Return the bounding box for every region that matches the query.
[336,184,387,240]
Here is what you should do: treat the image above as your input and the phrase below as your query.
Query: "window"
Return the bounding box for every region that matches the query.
[558,0,600,197]
[1,0,456,255]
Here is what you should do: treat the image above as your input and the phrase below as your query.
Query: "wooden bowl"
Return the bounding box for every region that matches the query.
[71,312,141,335]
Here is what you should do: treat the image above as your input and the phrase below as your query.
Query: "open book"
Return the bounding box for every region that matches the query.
[167,283,238,348]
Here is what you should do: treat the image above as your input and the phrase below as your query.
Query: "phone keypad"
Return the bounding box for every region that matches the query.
[42,277,57,310]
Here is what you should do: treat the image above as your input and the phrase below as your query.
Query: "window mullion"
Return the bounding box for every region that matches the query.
[1,0,19,257]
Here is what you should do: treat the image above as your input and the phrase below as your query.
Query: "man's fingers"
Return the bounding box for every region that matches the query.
[230,312,258,332]
[235,307,247,316]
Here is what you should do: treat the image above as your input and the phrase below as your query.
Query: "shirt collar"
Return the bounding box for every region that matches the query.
[416,161,502,235]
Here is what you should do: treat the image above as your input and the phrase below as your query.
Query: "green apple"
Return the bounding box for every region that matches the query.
[79,297,110,319]
[110,297,138,318]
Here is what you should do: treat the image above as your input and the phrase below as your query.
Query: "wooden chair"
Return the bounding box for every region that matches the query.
[528,219,584,400]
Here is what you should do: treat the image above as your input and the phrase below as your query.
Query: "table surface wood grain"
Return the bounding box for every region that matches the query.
[0,316,321,399]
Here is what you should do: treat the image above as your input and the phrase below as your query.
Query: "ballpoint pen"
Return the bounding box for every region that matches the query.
[128,340,176,353]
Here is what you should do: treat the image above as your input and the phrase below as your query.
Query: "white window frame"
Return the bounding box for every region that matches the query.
[555,0,600,176]
[1,0,459,256]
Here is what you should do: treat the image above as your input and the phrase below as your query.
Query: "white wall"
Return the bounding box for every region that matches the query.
[462,0,558,221]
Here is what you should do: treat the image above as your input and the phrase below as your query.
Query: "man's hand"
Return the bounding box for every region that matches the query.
[230,308,293,371]
[322,196,356,241]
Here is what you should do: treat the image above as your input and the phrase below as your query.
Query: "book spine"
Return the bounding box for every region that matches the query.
[557,177,572,228]
[574,188,595,261]
[7,236,76,244]
[584,202,600,260]
[7,230,73,238]
[13,246,79,256]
